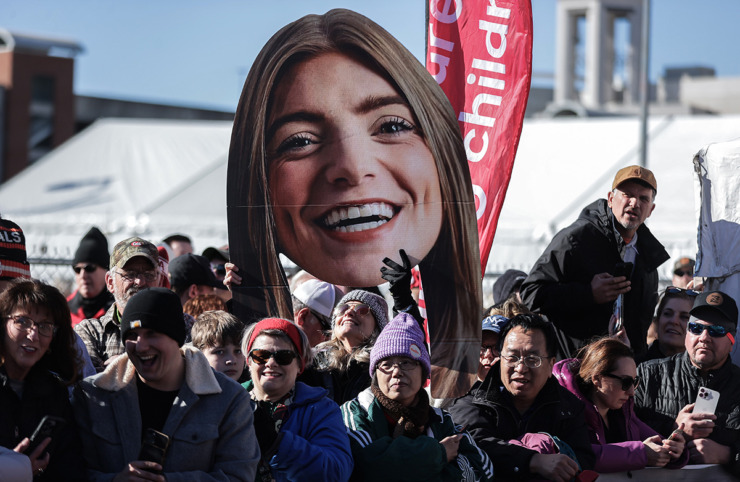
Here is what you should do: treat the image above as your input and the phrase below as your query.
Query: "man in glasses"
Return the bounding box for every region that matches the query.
[73,287,259,479]
[75,236,161,372]
[67,227,115,326]
[521,165,669,358]
[202,245,232,301]
[672,257,695,289]
[636,290,740,475]
[449,314,594,481]
[291,278,343,348]
[169,253,222,306]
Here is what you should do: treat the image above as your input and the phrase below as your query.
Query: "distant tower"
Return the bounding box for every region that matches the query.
[555,0,644,110]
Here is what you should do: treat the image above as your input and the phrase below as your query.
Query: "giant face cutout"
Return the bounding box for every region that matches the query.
[267,52,443,287]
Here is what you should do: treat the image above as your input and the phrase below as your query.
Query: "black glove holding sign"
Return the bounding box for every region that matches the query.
[381,249,424,326]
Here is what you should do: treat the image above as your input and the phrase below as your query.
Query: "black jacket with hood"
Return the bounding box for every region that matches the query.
[520,199,669,356]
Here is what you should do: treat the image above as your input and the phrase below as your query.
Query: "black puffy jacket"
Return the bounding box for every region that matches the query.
[520,199,669,356]
[635,352,740,476]
[448,362,595,479]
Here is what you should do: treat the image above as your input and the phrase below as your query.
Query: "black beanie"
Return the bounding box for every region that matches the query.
[73,227,110,268]
[121,288,186,347]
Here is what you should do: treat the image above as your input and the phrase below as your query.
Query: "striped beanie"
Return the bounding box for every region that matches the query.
[0,218,31,281]
[331,290,389,331]
[369,312,431,378]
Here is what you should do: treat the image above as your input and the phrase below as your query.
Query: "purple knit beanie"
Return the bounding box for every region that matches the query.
[369,312,431,378]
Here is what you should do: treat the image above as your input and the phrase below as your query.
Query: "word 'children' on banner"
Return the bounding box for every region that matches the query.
[426,0,533,271]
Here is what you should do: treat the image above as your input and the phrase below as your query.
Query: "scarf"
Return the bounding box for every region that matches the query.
[371,383,431,439]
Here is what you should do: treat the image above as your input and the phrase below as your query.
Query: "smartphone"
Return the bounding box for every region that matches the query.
[25,415,67,456]
[694,386,720,415]
[138,428,170,474]
[612,262,634,280]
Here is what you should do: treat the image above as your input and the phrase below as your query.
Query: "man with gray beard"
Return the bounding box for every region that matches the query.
[520,166,669,357]
[75,237,160,372]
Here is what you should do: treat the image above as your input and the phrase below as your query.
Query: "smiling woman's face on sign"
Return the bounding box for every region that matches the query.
[266,52,443,287]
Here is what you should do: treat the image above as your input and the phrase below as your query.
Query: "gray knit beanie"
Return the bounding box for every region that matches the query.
[331,289,389,331]
[369,312,431,377]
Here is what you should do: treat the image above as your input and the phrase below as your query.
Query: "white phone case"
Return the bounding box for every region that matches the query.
[694,386,720,415]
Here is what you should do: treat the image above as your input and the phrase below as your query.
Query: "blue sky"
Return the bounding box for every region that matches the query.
[2,0,739,111]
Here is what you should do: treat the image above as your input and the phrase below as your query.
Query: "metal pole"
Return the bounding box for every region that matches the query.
[638,0,651,167]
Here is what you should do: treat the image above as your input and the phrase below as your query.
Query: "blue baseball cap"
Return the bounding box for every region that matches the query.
[482,315,509,334]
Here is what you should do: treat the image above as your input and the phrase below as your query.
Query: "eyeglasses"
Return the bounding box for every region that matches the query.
[115,269,158,283]
[7,315,57,337]
[310,309,332,331]
[334,303,370,317]
[501,354,545,369]
[687,320,734,344]
[249,349,298,366]
[666,286,700,296]
[602,373,640,391]
[377,359,420,373]
[480,344,500,356]
[673,270,693,277]
[73,264,98,274]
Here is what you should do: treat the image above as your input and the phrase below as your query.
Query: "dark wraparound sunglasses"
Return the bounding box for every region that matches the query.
[687,320,735,344]
[73,264,98,274]
[249,349,298,366]
[666,286,700,296]
[602,373,640,391]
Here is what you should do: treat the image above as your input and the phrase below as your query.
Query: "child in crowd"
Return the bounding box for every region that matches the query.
[191,310,246,381]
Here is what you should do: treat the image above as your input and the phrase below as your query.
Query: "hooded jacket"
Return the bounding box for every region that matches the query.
[553,358,688,472]
[635,352,740,476]
[243,380,353,482]
[447,362,594,479]
[72,345,259,481]
[520,199,669,356]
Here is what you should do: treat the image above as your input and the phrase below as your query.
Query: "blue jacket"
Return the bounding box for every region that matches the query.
[244,380,353,482]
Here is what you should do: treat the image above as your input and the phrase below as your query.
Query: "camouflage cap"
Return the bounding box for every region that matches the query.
[110,237,159,271]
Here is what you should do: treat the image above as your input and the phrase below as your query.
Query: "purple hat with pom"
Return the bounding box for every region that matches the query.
[369,312,430,378]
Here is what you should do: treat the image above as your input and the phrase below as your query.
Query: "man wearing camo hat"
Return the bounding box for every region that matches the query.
[75,237,160,372]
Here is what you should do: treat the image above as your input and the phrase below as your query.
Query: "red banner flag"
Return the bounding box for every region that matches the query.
[426,0,533,272]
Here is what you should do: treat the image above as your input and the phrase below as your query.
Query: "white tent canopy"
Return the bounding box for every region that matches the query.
[1,115,738,283]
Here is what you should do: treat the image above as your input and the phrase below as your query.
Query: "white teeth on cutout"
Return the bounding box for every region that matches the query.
[322,202,395,232]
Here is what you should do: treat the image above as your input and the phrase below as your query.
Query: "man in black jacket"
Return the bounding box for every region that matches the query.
[449,314,594,481]
[520,165,669,357]
[636,290,740,476]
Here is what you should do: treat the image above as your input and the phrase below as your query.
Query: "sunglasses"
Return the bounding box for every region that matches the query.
[334,303,370,317]
[666,286,700,296]
[212,264,226,277]
[248,349,298,366]
[73,264,98,274]
[602,373,640,391]
[687,320,735,343]
[673,270,693,277]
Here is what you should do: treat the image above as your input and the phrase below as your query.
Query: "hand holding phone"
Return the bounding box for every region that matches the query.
[138,428,170,474]
[694,387,720,415]
[24,415,66,456]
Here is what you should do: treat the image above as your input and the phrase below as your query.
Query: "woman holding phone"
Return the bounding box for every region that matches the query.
[553,337,688,472]
[0,279,86,480]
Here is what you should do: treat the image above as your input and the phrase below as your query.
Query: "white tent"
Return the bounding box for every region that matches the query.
[488,114,740,284]
[0,118,233,262]
[1,115,739,289]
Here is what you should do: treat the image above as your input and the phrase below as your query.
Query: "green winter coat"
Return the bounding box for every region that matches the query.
[341,387,494,482]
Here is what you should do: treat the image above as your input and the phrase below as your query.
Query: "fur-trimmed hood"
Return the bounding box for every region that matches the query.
[91,344,222,395]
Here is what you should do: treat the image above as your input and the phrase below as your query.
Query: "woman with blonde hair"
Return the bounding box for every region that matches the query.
[227,8,481,397]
